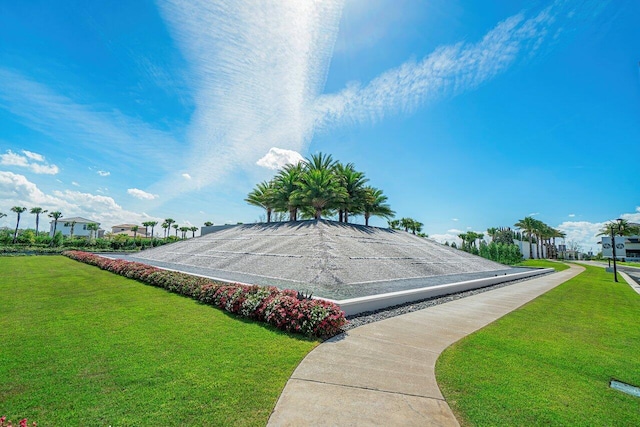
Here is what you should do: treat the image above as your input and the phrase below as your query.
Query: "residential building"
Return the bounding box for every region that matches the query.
[50,217,100,237]
[111,224,149,238]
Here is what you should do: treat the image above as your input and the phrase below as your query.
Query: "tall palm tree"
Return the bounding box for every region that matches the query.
[292,168,347,220]
[172,223,179,237]
[11,206,27,244]
[190,226,198,237]
[131,225,139,240]
[486,227,498,242]
[458,233,468,250]
[305,152,337,172]
[362,187,394,226]
[48,211,63,245]
[179,226,189,239]
[147,221,158,239]
[30,207,48,236]
[515,216,537,259]
[164,218,175,238]
[246,181,276,223]
[273,163,303,221]
[334,163,368,223]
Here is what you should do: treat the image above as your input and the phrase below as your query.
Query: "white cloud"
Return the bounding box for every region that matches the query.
[181,173,192,180]
[256,147,305,170]
[568,213,575,217]
[447,228,463,234]
[451,218,459,222]
[0,171,161,229]
[97,170,110,177]
[22,150,45,162]
[127,188,159,200]
[0,149,59,175]
[71,181,80,187]
[529,212,540,216]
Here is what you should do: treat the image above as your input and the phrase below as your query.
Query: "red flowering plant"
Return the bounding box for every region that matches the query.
[0,416,36,427]
[63,251,347,338]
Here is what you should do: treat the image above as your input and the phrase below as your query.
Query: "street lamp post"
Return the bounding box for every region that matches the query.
[611,218,624,283]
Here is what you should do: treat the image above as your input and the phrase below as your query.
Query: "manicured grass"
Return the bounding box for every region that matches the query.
[436,264,640,426]
[619,261,640,268]
[0,256,317,426]
[516,258,570,271]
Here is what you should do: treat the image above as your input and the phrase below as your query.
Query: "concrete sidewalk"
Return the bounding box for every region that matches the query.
[268,264,584,427]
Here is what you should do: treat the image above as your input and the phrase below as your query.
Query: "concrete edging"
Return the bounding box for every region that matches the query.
[329,268,554,316]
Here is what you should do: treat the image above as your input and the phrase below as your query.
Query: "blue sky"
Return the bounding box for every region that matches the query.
[1,0,638,253]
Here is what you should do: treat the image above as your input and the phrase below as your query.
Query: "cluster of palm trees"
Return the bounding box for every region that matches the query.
[2,206,63,245]
[514,216,566,259]
[245,153,394,225]
[160,218,199,239]
[456,231,485,251]
[388,218,425,235]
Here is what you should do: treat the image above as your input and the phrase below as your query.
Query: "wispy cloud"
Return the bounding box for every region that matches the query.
[127,188,159,200]
[97,170,110,177]
[0,149,59,175]
[181,173,192,180]
[151,0,344,196]
[314,7,555,128]
[0,68,180,171]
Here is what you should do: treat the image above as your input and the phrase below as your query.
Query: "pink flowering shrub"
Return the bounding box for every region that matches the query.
[63,251,346,338]
[0,416,36,427]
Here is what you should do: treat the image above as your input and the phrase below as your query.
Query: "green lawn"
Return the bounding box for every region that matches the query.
[0,256,317,426]
[619,260,640,268]
[436,264,640,426]
[516,258,570,271]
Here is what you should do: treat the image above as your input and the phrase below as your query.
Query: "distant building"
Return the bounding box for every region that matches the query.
[111,224,148,238]
[600,224,640,261]
[50,217,101,237]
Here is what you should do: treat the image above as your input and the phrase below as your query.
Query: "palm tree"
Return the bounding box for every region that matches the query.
[292,168,347,220]
[486,227,498,242]
[246,181,276,222]
[515,216,537,259]
[164,218,175,238]
[388,219,400,230]
[131,225,139,241]
[10,206,27,243]
[86,223,99,242]
[273,163,303,221]
[190,226,198,238]
[172,223,179,237]
[334,163,368,223]
[458,233,468,250]
[64,221,77,239]
[362,187,394,226]
[204,221,213,227]
[305,152,337,172]
[30,207,48,236]
[400,218,413,232]
[48,211,63,245]
[409,220,423,235]
[179,226,189,239]
[147,221,158,240]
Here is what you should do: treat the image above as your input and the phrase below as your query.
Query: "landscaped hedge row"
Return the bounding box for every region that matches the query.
[62,251,346,338]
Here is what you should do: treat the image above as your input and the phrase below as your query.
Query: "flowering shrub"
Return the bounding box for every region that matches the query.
[0,416,36,427]
[63,251,346,338]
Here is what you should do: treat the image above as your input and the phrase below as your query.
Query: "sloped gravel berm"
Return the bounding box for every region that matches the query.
[267,264,584,427]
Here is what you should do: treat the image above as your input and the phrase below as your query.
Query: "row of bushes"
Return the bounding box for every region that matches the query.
[63,251,346,338]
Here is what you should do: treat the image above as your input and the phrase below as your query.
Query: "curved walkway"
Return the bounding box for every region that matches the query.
[268,264,584,427]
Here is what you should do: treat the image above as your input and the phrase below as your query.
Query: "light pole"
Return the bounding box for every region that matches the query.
[611,218,624,283]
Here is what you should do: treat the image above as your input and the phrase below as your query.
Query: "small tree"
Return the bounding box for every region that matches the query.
[190,226,198,237]
[64,221,77,240]
[48,211,63,246]
[11,206,27,244]
[172,223,179,237]
[204,221,213,227]
[86,223,99,243]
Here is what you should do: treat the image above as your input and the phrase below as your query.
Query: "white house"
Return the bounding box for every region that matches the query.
[111,224,149,238]
[50,217,100,238]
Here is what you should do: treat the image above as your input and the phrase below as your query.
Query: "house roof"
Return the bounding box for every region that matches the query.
[51,216,97,224]
[112,224,141,228]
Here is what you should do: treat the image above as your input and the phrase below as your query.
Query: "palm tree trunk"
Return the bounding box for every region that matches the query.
[13,216,20,244]
[528,234,533,259]
[339,210,343,222]
[316,208,322,220]
[267,208,272,223]
[35,214,40,236]
[365,213,370,226]
[345,210,349,223]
